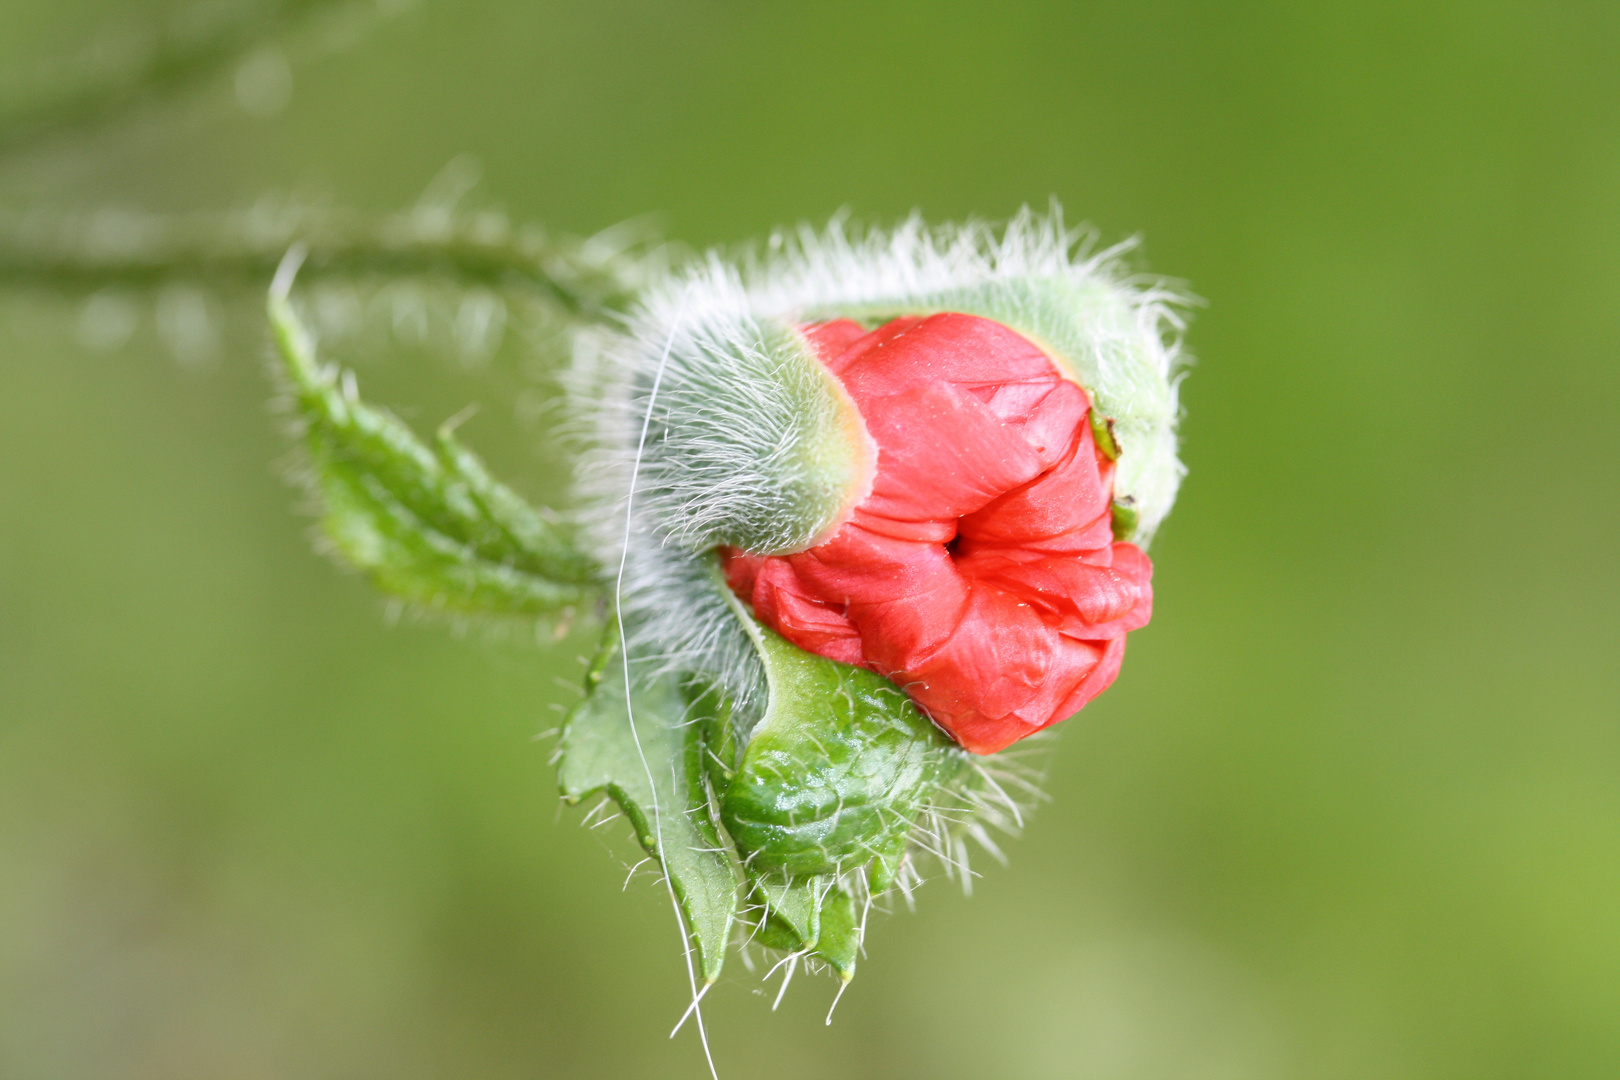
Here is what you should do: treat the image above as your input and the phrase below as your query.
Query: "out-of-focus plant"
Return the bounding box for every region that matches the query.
[0,0,646,373]
[1,0,401,154]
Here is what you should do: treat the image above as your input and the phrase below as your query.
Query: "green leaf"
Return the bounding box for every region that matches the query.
[269,272,596,615]
[718,594,970,880]
[557,623,740,983]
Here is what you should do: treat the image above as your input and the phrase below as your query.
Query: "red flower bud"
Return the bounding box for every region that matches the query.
[722,313,1153,754]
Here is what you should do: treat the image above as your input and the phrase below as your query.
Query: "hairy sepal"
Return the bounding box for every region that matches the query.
[743,872,863,981]
[560,573,1032,988]
[557,623,740,982]
[270,287,595,615]
[573,266,874,560]
[717,589,970,880]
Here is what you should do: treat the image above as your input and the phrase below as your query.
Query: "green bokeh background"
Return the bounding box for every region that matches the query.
[4,3,1619,1077]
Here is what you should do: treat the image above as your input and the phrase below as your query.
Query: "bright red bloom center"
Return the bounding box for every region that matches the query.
[722,313,1153,754]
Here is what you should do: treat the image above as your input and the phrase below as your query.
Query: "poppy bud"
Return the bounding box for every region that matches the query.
[274,207,1191,999]
[576,208,1186,754]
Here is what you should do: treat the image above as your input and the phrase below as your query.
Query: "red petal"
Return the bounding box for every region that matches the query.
[957,548,1149,632]
[719,313,1154,754]
[956,406,1114,549]
[750,559,865,665]
[800,318,869,360]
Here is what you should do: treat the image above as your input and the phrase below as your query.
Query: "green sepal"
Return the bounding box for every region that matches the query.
[751,870,825,950]
[269,281,596,616]
[557,622,740,983]
[717,589,970,879]
[751,911,809,954]
[1111,498,1139,542]
[813,886,862,980]
[750,874,862,979]
[866,825,913,896]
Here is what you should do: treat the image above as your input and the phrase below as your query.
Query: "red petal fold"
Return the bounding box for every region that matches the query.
[722,313,1154,754]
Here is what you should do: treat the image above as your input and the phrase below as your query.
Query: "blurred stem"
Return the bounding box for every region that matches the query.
[0,204,644,318]
[0,2,653,319]
[0,0,356,158]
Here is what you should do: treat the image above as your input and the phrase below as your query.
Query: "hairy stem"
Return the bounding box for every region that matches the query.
[0,204,644,317]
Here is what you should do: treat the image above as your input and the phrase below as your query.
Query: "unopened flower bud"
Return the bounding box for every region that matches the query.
[577,208,1186,753]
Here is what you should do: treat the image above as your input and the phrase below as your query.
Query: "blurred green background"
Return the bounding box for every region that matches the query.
[3,2,1619,1077]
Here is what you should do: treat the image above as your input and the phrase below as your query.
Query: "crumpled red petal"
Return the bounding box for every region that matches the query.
[723,313,1153,754]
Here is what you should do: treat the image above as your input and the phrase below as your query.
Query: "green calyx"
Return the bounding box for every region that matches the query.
[747,873,863,980]
[1110,498,1140,542]
[554,574,973,987]
[716,593,968,882]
